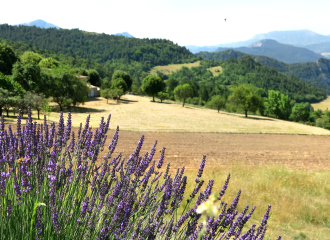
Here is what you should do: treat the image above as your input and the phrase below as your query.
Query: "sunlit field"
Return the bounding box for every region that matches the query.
[6,94,330,135]
[312,96,330,111]
[206,66,223,76]
[150,61,201,75]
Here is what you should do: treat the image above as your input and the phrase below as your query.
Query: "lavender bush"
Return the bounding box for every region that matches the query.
[0,108,281,239]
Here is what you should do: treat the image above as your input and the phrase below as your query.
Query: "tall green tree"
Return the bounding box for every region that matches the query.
[88,69,101,87]
[12,62,44,93]
[112,70,133,91]
[229,84,264,117]
[174,83,193,107]
[265,90,292,120]
[0,43,18,75]
[141,75,164,102]
[290,103,310,122]
[111,78,128,92]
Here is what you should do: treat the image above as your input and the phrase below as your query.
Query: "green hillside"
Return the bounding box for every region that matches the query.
[0,24,198,85]
[196,49,330,95]
[163,58,326,104]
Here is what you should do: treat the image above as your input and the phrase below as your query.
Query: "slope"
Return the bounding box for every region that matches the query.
[196,50,330,95]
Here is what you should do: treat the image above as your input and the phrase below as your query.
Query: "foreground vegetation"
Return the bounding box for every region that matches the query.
[0,110,278,239]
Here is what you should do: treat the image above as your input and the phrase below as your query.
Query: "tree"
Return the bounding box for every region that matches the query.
[41,98,52,120]
[0,72,24,95]
[39,57,59,68]
[0,43,18,75]
[88,69,101,87]
[101,88,112,103]
[112,70,133,91]
[111,78,128,92]
[0,88,10,116]
[228,84,264,117]
[141,75,164,102]
[209,95,227,113]
[46,71,89,111]
[24,92,45,119]
[290,103,310,122]
[157,91,168,103]
[174,83,193,107]
[265,90,292,120]
[12,62,44,93]
[110,88,124,100]
[20,51,42,65]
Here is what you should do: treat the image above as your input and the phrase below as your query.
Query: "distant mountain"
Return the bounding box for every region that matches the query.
[217,30,330,48]
[114,32,133,38]
[17,19,60,29]
[219,39,324,63]
[186,30,330,53]
[304,42,330,54]
[196,49,330,94]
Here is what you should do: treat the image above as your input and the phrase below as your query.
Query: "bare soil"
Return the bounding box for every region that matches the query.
[101,130,330,171]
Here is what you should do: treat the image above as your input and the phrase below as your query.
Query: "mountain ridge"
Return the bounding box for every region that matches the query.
[16,19,60,29]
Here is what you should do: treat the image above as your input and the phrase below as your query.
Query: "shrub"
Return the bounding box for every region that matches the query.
[0,109,279,239]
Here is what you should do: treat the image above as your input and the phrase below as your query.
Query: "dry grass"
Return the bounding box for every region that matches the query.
[312,97,330,111]
[207,66,223,76]
[150,61,201,75]
[181,162,330,239]
[7,94,330,135]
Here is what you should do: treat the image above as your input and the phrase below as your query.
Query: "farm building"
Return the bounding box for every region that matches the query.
[76,75,100,97]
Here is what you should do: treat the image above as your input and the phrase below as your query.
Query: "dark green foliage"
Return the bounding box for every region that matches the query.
[24,92,45,119]
[12,62,44,93]
[0,42,18,74]
[0,72,24,94]
[0,24,198,83]
[45,71,89,111]
[88,69,101,87]
[111,78,128,92]
[197,49,330,96]
[112,70,133,90]
[290,103,310,122]
[228,84,264,117]
[141,75,164,102]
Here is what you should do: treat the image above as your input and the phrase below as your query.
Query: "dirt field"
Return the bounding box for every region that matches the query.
[101,130,330,171]
[150,61,201,75]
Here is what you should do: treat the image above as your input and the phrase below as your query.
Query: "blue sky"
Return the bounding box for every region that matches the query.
[1,0,329,46]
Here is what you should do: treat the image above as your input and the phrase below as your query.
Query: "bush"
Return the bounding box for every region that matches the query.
[0,109,278,239]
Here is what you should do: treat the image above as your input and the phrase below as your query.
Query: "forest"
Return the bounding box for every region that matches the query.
[196,49,330,94]
[0,24,199,86]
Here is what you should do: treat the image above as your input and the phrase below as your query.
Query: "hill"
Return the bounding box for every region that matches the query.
[0,24,198,85]
[220,39,324,63]
[196,50,330,95]
[304,41,330,54]
[16,19,60,29]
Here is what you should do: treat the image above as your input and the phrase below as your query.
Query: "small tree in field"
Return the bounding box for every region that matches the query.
[101,88,112,103]
[174,83,193,107]
[141,75,164,102]
[41,98,52,120]
[229,84,263,117]
[157,91,168,103]
[209,95,227,113]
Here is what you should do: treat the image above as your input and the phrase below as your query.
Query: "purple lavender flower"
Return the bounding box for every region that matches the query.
[196,155,206,179]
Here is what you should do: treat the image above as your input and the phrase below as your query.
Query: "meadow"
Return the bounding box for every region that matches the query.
[6,94,330,135]
[3,95,330,239]
[312,96,330,111]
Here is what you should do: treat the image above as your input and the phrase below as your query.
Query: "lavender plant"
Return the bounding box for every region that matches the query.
[0,107,281,239]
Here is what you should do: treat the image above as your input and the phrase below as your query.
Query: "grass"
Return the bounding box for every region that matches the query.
[4,94,330,135]
[206,66,223,76]
[150,61,201,75]
[312,97,330,111]
[182,161,330,239]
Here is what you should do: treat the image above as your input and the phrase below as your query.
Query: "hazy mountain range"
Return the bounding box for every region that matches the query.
[210,39,324,63]
[186,29,330,55]
[114,32,134,38]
